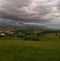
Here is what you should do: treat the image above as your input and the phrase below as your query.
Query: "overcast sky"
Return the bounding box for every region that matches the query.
[0,0,60,29]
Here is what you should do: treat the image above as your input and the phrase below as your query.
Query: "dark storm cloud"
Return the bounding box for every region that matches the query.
[0,0,60,24]
[0,0,30,20]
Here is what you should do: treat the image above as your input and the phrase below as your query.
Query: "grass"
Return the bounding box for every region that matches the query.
[0,39,60,61]
[39,33,60,41]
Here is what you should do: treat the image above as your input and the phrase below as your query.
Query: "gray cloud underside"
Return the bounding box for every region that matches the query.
[0,0,60,29]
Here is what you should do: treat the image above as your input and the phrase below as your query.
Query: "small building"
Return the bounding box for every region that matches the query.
[0,33,5,37]
[7,32,14,35]
[5,30,11,33]
[0,31,3,33]
[5,30,14,35]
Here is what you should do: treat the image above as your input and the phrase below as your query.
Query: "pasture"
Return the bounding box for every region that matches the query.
[0,39,60,61]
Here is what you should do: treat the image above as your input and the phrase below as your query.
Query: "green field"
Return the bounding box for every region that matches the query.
[0,39,60,61]
[0,29,60,61]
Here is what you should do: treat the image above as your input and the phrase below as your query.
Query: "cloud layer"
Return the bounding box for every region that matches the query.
[0,0,60,29]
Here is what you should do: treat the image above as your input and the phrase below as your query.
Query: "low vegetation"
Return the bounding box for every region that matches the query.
[0,28,60,41]
[0,40,60,61]
[0,28,60,61]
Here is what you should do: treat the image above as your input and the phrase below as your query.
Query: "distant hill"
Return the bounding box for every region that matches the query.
[0,22,49,29]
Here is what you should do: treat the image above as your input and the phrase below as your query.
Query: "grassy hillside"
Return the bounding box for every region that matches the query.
[0,40,60,61]
[0,29,60,61]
